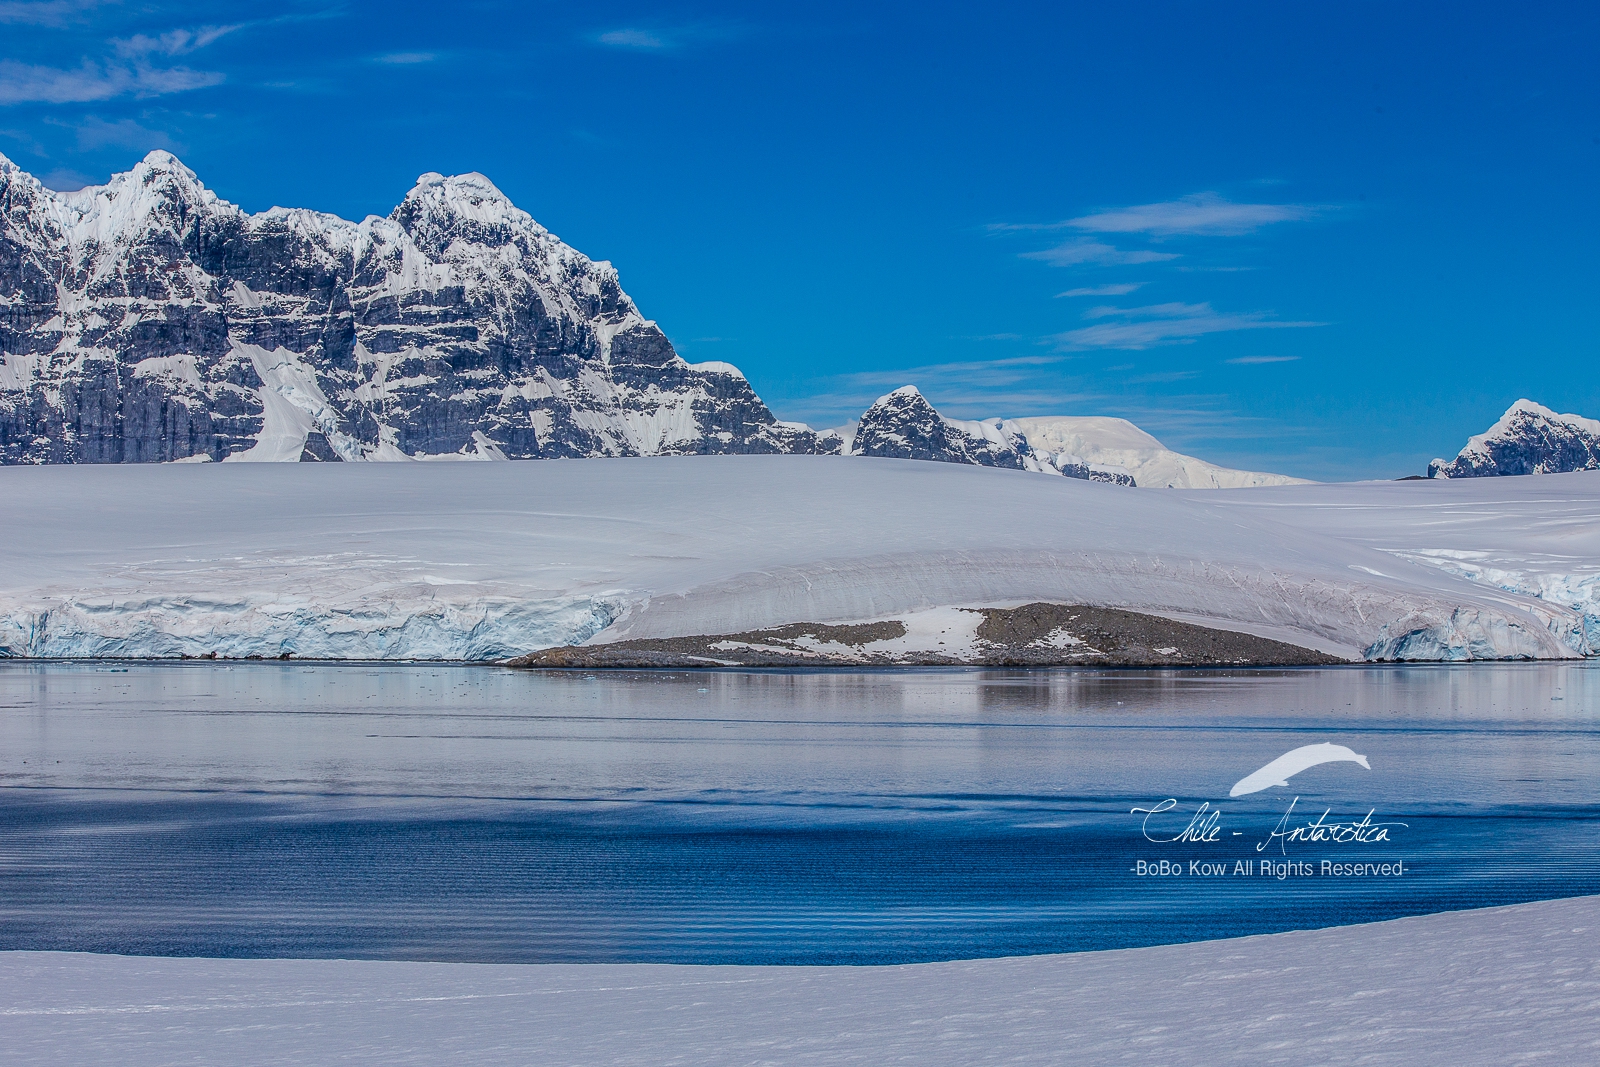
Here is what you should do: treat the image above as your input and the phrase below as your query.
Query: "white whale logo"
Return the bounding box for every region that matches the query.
[1229,742,1370,798]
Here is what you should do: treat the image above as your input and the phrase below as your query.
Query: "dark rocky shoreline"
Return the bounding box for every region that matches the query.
[510,603,1346,669]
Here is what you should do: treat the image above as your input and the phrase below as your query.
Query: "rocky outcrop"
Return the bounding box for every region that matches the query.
[1429,400,1600,479]
[511,603,1344,667]
[0,151,837,464]
[850,386,1030,469]
[849,385,1138,484]
[1039,452,1138,487]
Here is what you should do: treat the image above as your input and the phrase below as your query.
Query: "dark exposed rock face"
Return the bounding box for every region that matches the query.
[0,151,838,464]
[851,386,1030,469]
[849,385,1137,485]
[509,603,1342,668]
[1057,458,1138,487]
[1428,400,1600,479]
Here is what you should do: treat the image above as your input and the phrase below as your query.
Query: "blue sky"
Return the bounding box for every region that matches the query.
[1,1,1595,480]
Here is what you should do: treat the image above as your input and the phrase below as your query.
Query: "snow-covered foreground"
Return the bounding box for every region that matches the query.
[6,895,1597,1066]
[0,458,1595,661]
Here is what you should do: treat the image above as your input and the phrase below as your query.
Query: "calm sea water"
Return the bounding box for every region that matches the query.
[1,662,1596,964]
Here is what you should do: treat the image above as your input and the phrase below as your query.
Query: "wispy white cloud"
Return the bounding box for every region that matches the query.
[596,28,671,50]
[1067,193,1318,236]
[112,25,241,58]
[1021,238,1178,267]
[995,192,1319,239]
[0,59,223,104]
[46,114,178,152]
[1226,355,1301,364]
[0,0,106,27]
[373,52,437,65]
[1128,369,1201,384]
[766,356,1327,437]
[1054,302,1322,351]
[777,353,1080,420]
[833,353,1070,390]
[773,374,1107,427]
[591,22,746,52]
[987,220,1069,233]
[1082,301,1209,321]
[1057,283,1143,298]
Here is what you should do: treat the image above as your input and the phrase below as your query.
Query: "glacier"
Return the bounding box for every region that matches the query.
[0,458,1594,662]
[1206,473,1600,658]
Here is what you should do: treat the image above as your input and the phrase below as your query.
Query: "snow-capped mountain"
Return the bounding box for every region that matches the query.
[0,151,1311,486]
[1010,416,1308,489]
[848,386,1138,484]
[0,151,836,463]
[1429,400,1600,479]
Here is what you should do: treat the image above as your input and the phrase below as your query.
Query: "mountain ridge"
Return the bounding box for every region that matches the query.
[1,149,836,464]
[2,151,1302,488]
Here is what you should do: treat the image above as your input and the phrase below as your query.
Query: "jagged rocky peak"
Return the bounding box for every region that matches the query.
[851,386,1023,468]
[1429,399,1600,478]
[392,170,544,254]
[0,151,838,464]
[849,385,1136,485]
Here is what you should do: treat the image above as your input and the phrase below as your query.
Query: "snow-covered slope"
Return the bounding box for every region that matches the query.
[1011,415,1308,488]
[0,151,835,463]
[0,458,1592,661]
[7,895,1598,1067]
[1429,399,1600,478]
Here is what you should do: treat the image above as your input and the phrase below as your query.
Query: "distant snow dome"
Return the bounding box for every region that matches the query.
[1010,416,1307,489]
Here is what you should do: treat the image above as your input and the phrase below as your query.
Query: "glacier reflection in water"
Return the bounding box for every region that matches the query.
[0,661,1596,963]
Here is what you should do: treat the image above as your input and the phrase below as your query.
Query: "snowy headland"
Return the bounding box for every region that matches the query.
[0,458,1595,662]
[6,894,1597,1066]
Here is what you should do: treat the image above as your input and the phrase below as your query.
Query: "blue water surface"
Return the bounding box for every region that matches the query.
[0,662,1596,963]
